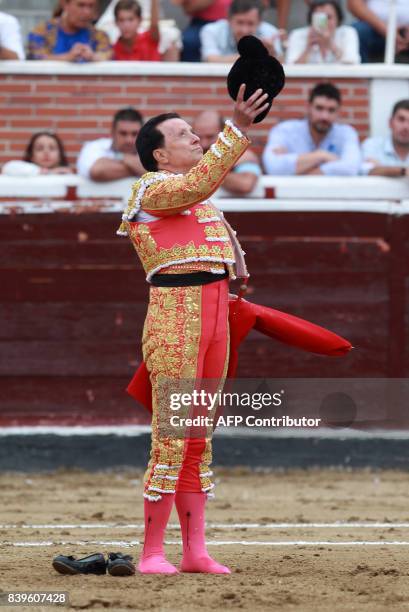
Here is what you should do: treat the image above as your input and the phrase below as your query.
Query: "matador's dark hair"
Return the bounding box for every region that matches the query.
[136,113,180,172]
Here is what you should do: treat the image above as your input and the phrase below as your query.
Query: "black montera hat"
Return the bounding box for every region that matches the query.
[227,35,285,124]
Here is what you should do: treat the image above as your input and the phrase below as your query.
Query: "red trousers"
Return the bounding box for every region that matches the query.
[142,278,229,501]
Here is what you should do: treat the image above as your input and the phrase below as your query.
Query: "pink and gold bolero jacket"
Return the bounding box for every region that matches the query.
[117,120,250,282]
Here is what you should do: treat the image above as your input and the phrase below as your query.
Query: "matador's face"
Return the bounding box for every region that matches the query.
[154,118,203,174]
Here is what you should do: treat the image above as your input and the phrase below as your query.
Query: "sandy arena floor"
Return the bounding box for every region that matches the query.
[1,467,409,612]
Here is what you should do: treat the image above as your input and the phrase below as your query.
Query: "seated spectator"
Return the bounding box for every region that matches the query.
[77,107,144,181]
[262,82,361,176]
[0,11,25,60]
[173,0,231,62]
[113,0,160,60]
[361,99,409,177]
[98,0,181,61]
[201,0,283,62]
[286,0,360,64]
[193,110,263,196]
[28,0,112,62]
[348,0,409,63]
[2,132,71,176]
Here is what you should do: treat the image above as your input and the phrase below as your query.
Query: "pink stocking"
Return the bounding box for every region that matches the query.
[138,494,179,574]
[175,491,231,574]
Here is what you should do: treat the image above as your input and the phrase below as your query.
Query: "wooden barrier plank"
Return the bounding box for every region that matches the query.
[0,341,141,376]
[0,301,385,341]
[226,211,389,237]
[0,376,148,426]
[0,268,386,302]
[0,318,387,377]
[0,303,147,340]
[0,210,389,241]
[0,240,388,269]
[236,337,387,377]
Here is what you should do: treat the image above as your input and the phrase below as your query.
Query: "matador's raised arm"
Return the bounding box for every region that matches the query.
[117,86,270,235]
[140,121,249,217]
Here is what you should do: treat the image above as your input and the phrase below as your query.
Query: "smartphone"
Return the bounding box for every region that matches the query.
[312,12,328,32]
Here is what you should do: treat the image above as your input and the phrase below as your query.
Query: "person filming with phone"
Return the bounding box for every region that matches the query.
[286,0,361,64]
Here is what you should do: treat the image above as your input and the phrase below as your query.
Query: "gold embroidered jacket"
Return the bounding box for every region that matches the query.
[118,120,249,280]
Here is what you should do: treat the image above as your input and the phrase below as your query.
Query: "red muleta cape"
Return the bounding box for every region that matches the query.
[127,297,352,413]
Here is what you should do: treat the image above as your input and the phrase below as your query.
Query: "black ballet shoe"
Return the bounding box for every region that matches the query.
[52,552,106,575]
[107,552,135,576]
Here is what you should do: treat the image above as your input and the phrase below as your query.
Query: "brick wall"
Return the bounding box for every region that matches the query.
[0,73,370,167]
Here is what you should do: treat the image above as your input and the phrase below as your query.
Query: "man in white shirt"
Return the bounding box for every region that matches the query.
[262,82,361,176]
[0,12,25,60]
[348,0,409,62]
[200,0,283,62]
[361,99,409,177]
[77,107,145,181]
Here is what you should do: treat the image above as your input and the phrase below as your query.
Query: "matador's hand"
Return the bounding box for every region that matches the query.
[232,84,269,132]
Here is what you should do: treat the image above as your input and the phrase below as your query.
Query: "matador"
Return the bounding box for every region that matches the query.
[117,86,269,574]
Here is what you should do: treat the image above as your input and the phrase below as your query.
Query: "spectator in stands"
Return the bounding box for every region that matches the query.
[98,0,181,61]
[286,0,360,64]
[193,110,263,195]
[361,99,409,177]
[200,0,283,62]
[0,12,25,60]
[113,0,161,60]
[173,0,231,62]
[262,82,361,176]
[28,0,112,61]
[262,0,292,31]
[77,107,144,181]
[348,0,409,63]
[2,132,72,176]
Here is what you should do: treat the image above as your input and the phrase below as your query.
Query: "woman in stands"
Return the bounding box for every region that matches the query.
[286,0,361,64]
[2,132,72,176]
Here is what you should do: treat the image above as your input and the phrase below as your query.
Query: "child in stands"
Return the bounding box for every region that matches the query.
[113,0,160,61]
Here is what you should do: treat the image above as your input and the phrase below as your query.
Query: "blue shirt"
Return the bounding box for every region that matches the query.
[54,27,93,54]
[262,118,361,176]
[28,18,111,61]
